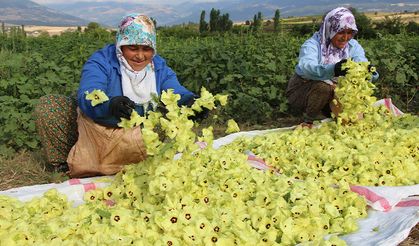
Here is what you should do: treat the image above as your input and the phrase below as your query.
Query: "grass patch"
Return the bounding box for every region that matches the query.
[0,150,68,191]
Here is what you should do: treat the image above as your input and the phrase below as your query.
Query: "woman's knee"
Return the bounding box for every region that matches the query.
[311,82,333,95]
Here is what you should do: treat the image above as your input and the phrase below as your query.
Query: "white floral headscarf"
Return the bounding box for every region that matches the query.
[115,13,158,107]
[116,13,156,52]
[115,13,157,72]
[317,7,358,64]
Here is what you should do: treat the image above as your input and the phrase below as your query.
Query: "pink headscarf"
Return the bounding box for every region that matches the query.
[318,7,358,64]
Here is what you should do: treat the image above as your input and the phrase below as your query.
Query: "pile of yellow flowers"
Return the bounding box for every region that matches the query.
[0,61,417,245]
[226,113,418,187]
[333,59,378,123]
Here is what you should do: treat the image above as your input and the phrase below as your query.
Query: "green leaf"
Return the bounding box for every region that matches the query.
[96,209,111,219]
[395,72,406,85]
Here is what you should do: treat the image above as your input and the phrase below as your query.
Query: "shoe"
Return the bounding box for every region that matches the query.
[53,163,69,173]
[303,113,327,123]
[299,122,313,128]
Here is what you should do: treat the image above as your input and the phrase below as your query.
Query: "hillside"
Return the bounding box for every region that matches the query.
[1,0,418,27]
[44,0,419,27]
[0,0,89,26]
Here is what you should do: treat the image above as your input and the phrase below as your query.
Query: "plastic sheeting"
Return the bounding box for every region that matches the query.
[1,98,417,245]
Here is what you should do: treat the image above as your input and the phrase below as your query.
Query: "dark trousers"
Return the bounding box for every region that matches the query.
[286,74,334,121]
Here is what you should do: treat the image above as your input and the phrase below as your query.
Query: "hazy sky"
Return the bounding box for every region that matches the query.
[32,0,216,4]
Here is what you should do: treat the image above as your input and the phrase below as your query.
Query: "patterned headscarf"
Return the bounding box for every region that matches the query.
[115,14,158,107]
[116,13,156,53]
[317,7,358,64]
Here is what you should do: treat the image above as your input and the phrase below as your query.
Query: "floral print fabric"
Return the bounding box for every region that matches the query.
[34,95,78,166]
[116,13,156,54]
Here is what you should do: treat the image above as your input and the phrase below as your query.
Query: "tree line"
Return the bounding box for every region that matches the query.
[196,7,418,37]
[199,8,281,33]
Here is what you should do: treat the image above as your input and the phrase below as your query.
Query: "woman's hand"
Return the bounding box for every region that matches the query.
[186,96,210,122]
[368,64,378,76]
[334,59,348,77]
[109,96,136,119]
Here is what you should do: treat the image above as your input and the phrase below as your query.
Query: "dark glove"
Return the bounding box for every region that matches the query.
[368,64,378,76]
[186,96,210,122]
[334,59,348,77]
[156,104,168,116]
[190,108,210,122]
[109,96,135,119]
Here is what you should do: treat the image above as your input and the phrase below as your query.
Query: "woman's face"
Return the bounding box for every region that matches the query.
[121,45,154,71]
[331,29,354,49]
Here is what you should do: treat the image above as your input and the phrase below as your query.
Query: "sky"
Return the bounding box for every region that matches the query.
[32,0,215,4]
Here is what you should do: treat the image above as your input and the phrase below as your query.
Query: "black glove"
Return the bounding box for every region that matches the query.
[190,108,210,122]
[156,104,168,116]
[368,64,378,76]
[186,96,210,122]
[109,96,135,119]
[334,59,348,77]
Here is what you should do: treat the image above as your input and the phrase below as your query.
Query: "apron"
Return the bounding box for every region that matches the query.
[67,108,147,177]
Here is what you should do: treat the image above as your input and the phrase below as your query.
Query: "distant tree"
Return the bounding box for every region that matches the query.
[406,21,419,34]
[84,22,112,40]
[208,8,232,32]
[252,14,257,30]
[209,8,220,31]
[375,15,405,35]
[258,12,263,27]
[290,23,319,36]
[231,24,250,34]
[245,20,250,25]
[199,10,208,33]
[348,7,377,39]
[219,13,233,31]
[226,15,233,31]
[85,22,100,32]
[273,9,280,32]
[21,25,26,37]
[252,12,263,31]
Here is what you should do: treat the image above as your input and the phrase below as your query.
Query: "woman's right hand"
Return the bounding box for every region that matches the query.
[109,96,136,119]
[334,59,348,77]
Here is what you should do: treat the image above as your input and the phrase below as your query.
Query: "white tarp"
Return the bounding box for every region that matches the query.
[1,98,417,245]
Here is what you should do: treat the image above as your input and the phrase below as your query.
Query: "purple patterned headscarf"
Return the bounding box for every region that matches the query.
[317,7,358,64]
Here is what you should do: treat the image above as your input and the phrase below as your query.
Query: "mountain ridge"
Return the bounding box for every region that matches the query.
[0,0,90,26]
[41,0,419,26]
[1,0,418,27]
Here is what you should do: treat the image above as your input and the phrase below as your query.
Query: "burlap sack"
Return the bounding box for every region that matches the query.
[67,108,147,177]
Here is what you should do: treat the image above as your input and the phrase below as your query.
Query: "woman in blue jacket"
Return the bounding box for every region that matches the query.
[286,7,378,123]
[35,14,197,176]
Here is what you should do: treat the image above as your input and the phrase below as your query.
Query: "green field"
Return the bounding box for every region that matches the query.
[0,14,418,245]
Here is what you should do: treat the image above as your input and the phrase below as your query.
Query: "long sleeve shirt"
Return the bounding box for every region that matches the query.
[295,34,379,81]
[78,44,195,127]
